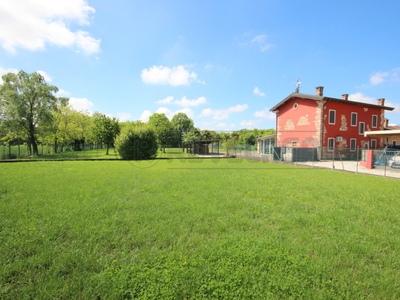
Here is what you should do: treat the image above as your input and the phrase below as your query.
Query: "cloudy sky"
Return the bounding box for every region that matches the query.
[1,0,400,130]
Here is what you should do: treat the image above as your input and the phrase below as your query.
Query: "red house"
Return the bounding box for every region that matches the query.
[269,86,394,153]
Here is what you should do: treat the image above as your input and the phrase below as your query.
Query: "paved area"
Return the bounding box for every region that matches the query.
[296,160,400,179]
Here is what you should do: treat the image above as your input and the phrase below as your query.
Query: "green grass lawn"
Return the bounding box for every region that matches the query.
[1,159,400,299]
[1,147,196,160]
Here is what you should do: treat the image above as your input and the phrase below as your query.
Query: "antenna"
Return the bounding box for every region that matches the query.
[295,77,301,93]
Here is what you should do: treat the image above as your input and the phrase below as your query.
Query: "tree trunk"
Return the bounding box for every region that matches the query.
[106,144,109,155]
[29,123,38,156]
[54,138,58,154]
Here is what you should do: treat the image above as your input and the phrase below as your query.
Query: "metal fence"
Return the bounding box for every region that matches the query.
[0,143,109,159]
[228,146,400,178]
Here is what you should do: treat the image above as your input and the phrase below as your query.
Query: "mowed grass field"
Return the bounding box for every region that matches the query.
[0,147,197,160]
[1,158,400,299]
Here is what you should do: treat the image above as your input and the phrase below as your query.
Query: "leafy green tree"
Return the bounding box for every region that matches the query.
[148,113,175,152]
[92,113,120,155]
[171,113,195,146]
[41,106,93,153]
[0,70,67,155]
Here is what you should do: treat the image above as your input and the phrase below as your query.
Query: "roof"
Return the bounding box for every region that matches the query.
[269,92,395,112]
[256,134,277,140]
[385,125,400,130]
[364,130,400,138]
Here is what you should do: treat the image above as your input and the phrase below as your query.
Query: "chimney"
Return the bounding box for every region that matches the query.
[384,118,389,128]
[316,86,324,96]
[378,98,385,106]
[342,94,349,100]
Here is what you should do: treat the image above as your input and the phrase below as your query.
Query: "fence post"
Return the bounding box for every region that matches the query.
[356,147,359,174]
[384,148,387,177]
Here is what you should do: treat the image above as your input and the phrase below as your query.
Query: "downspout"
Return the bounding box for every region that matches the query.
[320,100,326,160]
[275,111,279,147]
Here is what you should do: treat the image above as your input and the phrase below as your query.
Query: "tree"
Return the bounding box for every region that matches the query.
[92,113,120,155]
[171,113,195,146]
[41,106,93,153]
[0,70,67,155]
[148,113,175,152]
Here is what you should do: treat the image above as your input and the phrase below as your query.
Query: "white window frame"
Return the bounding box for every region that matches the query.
[371,139,377,149]
[328,138,335,152]
[351,112,357,126]
[350,139,356,152]
[359,122,365,135]
[372,115,378,128]
[328,109,336,125]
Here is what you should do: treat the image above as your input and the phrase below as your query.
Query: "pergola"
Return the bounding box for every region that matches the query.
[364,130,400,148]
[189,139,222,155]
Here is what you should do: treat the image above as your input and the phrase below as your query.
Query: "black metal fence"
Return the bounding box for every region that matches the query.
[0,143,110,159]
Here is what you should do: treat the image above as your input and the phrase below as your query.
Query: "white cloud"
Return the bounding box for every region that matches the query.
[157,96,174,104]
[69,97,94,111]
[370,68,400,85]
[37,70,52,82]
[155,107,195,120]
[55,88,70,96]
[140,110,152,123]
[251,34,273,52]
[0,0,100,55]
[216,123,235,128]
[348,93,400,113]
[385,101,400,113]
[370,72,390,85]
[141,65,201,86]
[157,96,207,107]
[175,96,206,107]
[176,107,195,119]
[348,92,376,104]
[141,107,195,122]
[199,104,248,120]
[155,107,174,119]
[240,119,262,128]
[117,112,132,122]
[253,87,265,97]
[254,109,275,120]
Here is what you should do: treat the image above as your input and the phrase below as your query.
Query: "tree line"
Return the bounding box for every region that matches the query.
[0,70,275,157]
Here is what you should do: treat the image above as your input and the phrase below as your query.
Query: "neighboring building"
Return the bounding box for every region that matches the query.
[268,86,394,152]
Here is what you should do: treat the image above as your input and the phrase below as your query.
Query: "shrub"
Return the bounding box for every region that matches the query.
[115,126,158,160]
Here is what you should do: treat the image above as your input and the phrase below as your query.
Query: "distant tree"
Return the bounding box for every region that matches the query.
[148,113,175,152]
[182,129,201,145]
[92,113,120,155]
[0,70,67,155]
[41,106,93,153]
[171,113,195,145]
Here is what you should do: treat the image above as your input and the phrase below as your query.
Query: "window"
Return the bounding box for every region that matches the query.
[371,139,377,149]
[328,138,335,151]
[350,139,356,152]
[329,110,336,124]
[393,141,397,146]
[351,112,357,126]
[292,141,298,147]
[359,122,365,135]
[372,115,378,128]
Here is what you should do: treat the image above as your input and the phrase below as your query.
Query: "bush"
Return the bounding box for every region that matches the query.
[115,126,158,160]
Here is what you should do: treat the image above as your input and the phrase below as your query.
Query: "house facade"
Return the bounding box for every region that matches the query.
[269,86,394,152]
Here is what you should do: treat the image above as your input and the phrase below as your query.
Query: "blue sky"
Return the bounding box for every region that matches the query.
[1,0,400,131]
